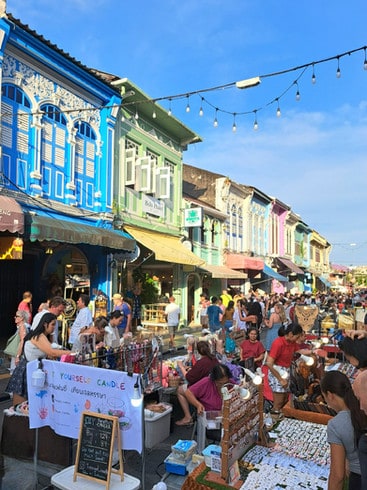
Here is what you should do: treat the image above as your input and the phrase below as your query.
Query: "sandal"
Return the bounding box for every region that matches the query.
[175,418,193,427]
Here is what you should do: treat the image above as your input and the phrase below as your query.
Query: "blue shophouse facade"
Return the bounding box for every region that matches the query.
[0,13,134,336]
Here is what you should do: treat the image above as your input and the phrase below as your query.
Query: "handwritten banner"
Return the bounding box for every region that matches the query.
[26,360,142,453]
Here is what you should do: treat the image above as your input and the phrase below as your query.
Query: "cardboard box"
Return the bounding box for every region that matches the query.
[144,404,172,449]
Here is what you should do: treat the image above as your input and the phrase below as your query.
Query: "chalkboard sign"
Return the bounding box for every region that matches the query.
[74,411,123,489]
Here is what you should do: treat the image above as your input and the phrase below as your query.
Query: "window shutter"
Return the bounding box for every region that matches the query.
[135,156,151,192]
[155,166,170,199]
[125,147,136,185]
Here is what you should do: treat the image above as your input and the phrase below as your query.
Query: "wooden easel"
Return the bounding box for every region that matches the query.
[74,411,123,490]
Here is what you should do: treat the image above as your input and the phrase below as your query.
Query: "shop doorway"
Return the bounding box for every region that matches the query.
[187,273,201,325]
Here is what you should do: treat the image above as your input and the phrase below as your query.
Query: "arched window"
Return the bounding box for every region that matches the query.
[74,121,97,209]
[40,104,67,200]
[1,84,31,189]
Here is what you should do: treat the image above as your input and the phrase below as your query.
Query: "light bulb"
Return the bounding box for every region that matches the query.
[336,58,341,78]
[311,64,316,84]
[131,381,142,407]
[232,122,237,132]
[135,111,139,120]
[295,90,300,101]
[152,110,157,119]
[185,96,190,113]
[168,99,172,116]
[253,111,258,131]
[276,107,281,117]
[299,354,315,366]
[273,365,289,380]
[221,386,232,401]
[199,106,204,117]
[364,60,367,71]
[239,387,251,400]
[153,482,167,490]
[213,109,219,127]
[243,368,263,385]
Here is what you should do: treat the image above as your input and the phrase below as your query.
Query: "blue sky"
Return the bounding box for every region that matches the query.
[8,0,367,266]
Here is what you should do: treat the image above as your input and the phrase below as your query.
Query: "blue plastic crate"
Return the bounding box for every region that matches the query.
[164,454,188,475]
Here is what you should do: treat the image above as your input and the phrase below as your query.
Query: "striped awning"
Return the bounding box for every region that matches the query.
[25,215,135,251]
[0,196,24,233]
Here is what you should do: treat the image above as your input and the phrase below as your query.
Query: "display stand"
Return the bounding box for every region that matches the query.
[221,383,265,484]
[141,303,168,331]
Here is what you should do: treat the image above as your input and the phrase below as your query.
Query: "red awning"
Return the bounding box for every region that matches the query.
[225,253,264,271]
[0,196,24,233]
[276,257,304,275]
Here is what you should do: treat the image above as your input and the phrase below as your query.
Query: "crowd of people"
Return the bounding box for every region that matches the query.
[4,286,367,489]
[4,289,138,412]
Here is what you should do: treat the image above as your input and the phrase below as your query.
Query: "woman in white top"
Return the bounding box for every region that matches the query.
[6,312,72,407]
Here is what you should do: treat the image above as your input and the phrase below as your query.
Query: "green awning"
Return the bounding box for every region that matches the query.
[25,215,135,251]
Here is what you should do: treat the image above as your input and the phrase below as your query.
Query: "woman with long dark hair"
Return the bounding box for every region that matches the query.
[6,312,71,407]
[339,336,367,488]
[176,340,219,426]
[321,371,367,490]
[266,322,309,418]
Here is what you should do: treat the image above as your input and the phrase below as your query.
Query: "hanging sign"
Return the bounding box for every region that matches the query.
[184,207,202,227]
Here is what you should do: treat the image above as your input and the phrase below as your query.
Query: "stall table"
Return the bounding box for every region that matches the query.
[182,462,243,490]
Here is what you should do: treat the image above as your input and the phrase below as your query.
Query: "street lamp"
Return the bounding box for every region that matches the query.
[235,76,261,89]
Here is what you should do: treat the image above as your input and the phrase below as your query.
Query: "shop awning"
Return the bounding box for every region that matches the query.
[199,263,247,279]
[0,196,24,233]
[25,215,135,251]
[124,225,205,266]
[263,264,288,282]
[318,276,331,288]
[276,257,304,275]
[225,253,264,271]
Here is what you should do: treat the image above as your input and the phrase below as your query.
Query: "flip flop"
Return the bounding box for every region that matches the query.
[175,419,193,427]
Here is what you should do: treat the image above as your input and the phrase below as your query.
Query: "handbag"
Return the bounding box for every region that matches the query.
[4,332,20,357]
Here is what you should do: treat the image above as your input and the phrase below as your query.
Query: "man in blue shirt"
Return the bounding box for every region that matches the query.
[207,296,223,333]
[112,293,131,337]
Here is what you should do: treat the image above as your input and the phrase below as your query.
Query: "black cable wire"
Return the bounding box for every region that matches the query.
[1,45,365,124]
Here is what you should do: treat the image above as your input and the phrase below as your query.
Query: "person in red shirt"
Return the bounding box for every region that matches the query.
[266,322,311,418]
[18,291,33,323]
[240,327,265,369]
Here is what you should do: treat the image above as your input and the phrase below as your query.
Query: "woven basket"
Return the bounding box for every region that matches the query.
[167,376,181,388]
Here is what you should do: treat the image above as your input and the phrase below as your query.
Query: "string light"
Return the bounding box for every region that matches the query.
[253,110,258,131]
[2,44,366,134]
[294,81,301,101]
[336,56,341,78]
[213,108,218,127]
[276,99,281,117]
[199,97,204,116]
[152,104,157,119]
[185,95,190,113]
[311,63,316,84]
[232,113,237,132]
